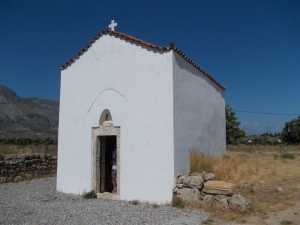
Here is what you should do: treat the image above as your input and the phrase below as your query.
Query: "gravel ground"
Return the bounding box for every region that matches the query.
[0,177,213,225]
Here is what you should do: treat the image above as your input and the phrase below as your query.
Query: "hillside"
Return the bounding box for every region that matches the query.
[0,84,59,138]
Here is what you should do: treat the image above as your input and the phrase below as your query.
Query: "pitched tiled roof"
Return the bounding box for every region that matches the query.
[59,29,226,90]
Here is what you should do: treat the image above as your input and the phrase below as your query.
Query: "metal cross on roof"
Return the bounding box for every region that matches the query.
[109,20,117,31]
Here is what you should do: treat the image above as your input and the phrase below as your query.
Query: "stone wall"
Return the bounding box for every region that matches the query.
[0,153,57,183]
[174,172,251,213]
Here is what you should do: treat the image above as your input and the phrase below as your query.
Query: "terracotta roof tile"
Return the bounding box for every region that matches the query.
[59,29,226,90]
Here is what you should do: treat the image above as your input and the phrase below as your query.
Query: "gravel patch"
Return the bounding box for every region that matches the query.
[0,177,211,225]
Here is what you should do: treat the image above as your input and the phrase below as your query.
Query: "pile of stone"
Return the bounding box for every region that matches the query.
[174,172,251,212]
[0,153,57,184]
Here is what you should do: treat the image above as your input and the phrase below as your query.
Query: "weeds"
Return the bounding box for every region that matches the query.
[280,153,296,160]
[189,150,215,173]
[82,190,97,199]
[24,211,33,216]
[172,196,185,208]
[152,203,159,208]
[130,200,140,205]
[202,218,214,224]
[281,220,293,225]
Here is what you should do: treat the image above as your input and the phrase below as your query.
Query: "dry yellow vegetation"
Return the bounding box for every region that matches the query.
[0,144,57,156]
[190,145,300,222]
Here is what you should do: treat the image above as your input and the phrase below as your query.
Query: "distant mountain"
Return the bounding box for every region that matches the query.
[0,84,59,138]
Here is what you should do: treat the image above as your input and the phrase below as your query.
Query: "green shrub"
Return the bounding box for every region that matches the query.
[172,196,185,208]
[83,190,97,199]
[280,153,296,160]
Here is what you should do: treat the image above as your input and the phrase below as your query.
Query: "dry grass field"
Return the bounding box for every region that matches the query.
[190,145,300,224]
[0,144,57,156]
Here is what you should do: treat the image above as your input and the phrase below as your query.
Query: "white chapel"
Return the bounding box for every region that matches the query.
[57,21,226,203]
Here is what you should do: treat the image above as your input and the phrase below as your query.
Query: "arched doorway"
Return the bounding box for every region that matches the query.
[91,109,120,198]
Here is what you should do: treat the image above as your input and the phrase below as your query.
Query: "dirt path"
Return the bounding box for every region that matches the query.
[228,201,300,225]
[264,201,300,225]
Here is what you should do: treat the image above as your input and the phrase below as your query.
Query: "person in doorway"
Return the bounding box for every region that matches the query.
[111,149,117,193]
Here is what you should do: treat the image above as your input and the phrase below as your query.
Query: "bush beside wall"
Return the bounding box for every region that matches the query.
[0,153,57,183]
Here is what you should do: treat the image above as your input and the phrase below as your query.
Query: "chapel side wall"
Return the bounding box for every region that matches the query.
[172,52,226,177]
[57,35,174,203]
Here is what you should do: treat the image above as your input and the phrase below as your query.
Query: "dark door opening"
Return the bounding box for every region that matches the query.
[99,135,116,193]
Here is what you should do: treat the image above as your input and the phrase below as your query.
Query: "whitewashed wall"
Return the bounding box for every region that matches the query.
[172,52,226,177]
[57,35,174,203]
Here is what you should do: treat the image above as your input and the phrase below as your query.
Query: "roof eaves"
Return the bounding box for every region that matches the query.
[59,30,226,90]
[59,30,170,70]
[169,45,226,90]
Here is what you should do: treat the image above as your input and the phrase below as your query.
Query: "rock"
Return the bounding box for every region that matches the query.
[6,176,14,182]
[173,187,178,194]
[0,177,6,183]
[0,161,5,166]
[0,154,4,161]
[183,175,204,190]
[203,181,235,195]
[19,156,26,162]
[14,176,23,182]
[228,194,251,212]
[103,120,113,127]
[203,173,215,181]
[276,187,284,192]
[46,154,52,159]
[1,169,8,176]
[200,192,207,200]
[177,184,183,188]
[202,194,213,206]
[20,172,26,176]
[176,174,185,184]
[177,188,201,204]
[189,172,202,176]
[25,174,33,179]
[214,195,230,211]
[215,198,229,211]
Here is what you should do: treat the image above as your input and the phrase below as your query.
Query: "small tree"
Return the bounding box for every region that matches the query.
[226,104,245,144]
[281,116,300,144]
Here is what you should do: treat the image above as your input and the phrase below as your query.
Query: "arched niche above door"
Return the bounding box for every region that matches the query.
[99,109,113,126]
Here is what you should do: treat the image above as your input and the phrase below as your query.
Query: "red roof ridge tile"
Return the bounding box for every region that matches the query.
[59,29,226,90]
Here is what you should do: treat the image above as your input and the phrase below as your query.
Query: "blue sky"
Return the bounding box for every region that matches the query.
[1,0,299,135]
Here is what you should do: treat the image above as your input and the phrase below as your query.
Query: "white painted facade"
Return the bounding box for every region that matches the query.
[57,31,225,203]
[173,53,226,176]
